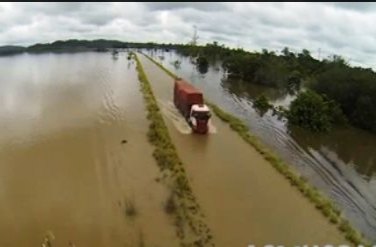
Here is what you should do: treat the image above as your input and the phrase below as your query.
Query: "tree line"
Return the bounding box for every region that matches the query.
[0,39,177,55]
[172,42,376,134]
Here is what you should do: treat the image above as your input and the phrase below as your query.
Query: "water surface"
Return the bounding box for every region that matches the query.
[0,52,178,246]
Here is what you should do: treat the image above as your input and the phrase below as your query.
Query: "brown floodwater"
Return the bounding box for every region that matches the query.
[146,49,376,243]
[138,54,348,246]
[0,52,179,246]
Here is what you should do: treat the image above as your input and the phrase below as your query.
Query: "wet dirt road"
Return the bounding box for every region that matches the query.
[138,53,348,247]
[0,53,178,247]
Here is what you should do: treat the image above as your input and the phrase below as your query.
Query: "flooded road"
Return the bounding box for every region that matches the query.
[0,52,178,246]
[138,54,348,246]
[146,49,376,243]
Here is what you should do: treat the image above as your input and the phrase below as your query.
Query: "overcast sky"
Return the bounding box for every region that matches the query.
[0,2,375,68]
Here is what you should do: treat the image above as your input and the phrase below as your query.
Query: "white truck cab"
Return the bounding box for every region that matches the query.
[189,104,211,127]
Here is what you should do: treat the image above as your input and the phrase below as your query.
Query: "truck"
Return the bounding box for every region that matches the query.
[173,78,211,134]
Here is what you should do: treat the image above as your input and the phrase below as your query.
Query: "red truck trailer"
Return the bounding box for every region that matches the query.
[173,78,211,134]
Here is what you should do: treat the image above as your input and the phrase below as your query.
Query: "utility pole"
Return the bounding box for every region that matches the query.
[191,25,199,46]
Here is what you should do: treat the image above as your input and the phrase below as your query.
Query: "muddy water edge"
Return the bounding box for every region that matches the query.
[0,52,179,246]
[137,53,349,247]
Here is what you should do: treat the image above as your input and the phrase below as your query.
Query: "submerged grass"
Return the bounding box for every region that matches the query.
[133,52,215,246]
[142,52,371,246]
[124,198,137,218]
[165,191,177,215]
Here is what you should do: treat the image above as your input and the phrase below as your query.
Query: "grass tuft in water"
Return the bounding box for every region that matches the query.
[165,191,177,215]
[124,198,137,218]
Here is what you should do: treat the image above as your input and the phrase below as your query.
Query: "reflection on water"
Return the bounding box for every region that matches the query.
[289,126,376,180]
[221,78,297,108]
[145,49,376,242]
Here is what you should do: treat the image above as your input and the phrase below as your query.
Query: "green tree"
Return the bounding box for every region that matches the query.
[196,55,209,74]
[253,94,272,116]
[287,90,346,132]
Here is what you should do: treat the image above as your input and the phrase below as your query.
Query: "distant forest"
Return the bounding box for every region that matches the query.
[0,39,375,134]
[0,39,164,54]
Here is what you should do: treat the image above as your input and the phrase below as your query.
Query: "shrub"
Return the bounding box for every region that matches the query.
[196,55,209,74]
[287,90,346,132]
[253,94,272,115]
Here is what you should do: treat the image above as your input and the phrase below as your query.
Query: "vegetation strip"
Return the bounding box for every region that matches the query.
[133,52,215,247]
[142,53,371,246]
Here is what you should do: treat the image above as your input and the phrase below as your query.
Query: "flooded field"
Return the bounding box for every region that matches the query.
[145,49,376,243]
[0,49,371,246]
[0,52,178,246]
[138,54,348,246]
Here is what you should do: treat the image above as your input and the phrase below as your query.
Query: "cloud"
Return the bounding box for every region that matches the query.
[0,2,376,68]
[331,2,376,12]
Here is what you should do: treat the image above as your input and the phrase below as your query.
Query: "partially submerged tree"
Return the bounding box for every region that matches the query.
[287,90,346,132]
[253,94,272,116]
